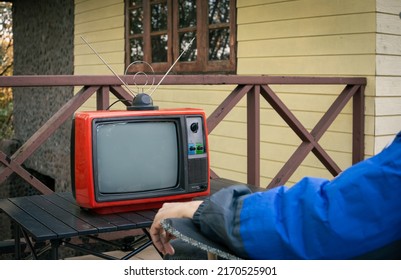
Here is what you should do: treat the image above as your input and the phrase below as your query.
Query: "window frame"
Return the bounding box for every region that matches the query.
[124,0,237,74]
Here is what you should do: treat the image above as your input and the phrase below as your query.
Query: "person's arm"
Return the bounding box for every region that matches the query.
[192,185,253,258]
[150,200,203,255]
[149,185,253,256]
[151,132,401,259]
[193,132,401,259]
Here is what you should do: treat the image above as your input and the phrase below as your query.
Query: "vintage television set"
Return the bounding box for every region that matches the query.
[71,106,210,214]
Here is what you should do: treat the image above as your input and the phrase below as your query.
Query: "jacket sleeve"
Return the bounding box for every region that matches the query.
[192,132,401,259]
[192,185,253,259]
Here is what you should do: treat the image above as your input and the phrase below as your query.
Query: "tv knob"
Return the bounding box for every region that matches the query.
[190,122,199,133]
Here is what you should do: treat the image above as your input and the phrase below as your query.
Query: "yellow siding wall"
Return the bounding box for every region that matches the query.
[375,0,401,153]
[74,0,125,111]
[234,0,377,185]
[74,0,400,187]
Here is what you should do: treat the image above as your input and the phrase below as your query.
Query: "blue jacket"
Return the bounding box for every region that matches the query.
[193,131,401,259]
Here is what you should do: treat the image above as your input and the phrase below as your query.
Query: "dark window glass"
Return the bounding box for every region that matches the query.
[179,31,197,62]
[130,8,143,35]
[130,38,144,61]
[125,0,236,73]
[208,0,230,24]
[151,34,168,63]
[179,0,196,28]
[151,2,168,32]
[209,28,230,60]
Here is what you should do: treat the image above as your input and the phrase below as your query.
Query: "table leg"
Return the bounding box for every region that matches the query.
[20,229,39,259]
[13,225,22,259]
[50,239,60,260]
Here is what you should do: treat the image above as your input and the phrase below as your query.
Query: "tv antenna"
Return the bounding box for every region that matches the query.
[124,60,155,95]
[81,36,196,110]
[80,36,136,98]
[149,36,195,96]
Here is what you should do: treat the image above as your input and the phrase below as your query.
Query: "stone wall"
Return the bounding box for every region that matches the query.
[11,0,74,192]
[0,0,74,243]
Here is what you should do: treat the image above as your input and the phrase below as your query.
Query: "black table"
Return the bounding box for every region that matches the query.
[0,191,160,259]
[0,178,257,260]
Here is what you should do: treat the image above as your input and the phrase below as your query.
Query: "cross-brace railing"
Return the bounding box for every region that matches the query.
[0,75,366,193]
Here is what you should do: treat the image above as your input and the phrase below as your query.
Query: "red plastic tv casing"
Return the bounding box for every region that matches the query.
[72,108,210,214]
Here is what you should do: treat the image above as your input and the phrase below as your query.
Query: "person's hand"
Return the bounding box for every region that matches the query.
[150,200,203,255]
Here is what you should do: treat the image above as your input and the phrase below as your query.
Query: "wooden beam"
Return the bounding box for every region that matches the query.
[247,85,260,187]
[0,86,99,190]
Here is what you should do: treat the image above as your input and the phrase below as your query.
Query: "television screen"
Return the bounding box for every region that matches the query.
[95,121,178,193]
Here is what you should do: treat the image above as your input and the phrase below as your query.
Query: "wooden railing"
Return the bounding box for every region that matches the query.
[0,75,366,193]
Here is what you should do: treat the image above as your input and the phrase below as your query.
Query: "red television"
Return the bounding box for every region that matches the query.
[71,108,210,214]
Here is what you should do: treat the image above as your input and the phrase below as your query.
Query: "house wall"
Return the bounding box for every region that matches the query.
[74,0,401,187]
[74,0,125,112]
[375,0,401,153]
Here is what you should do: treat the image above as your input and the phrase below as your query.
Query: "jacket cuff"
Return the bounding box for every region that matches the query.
[192,198,210,227]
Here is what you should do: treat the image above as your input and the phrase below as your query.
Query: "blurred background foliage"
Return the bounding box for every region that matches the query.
[0,1,13,139]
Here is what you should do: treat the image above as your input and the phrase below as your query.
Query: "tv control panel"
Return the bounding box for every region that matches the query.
[186,116,206,156]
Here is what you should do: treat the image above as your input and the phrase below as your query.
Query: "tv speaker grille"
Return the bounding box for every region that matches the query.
[188,157,208,185]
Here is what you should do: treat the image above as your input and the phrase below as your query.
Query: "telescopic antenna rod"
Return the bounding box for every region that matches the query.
[80,36,136,97]
[149,37,196,96]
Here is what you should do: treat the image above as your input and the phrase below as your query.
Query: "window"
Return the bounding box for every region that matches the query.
[125,0,236,74]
